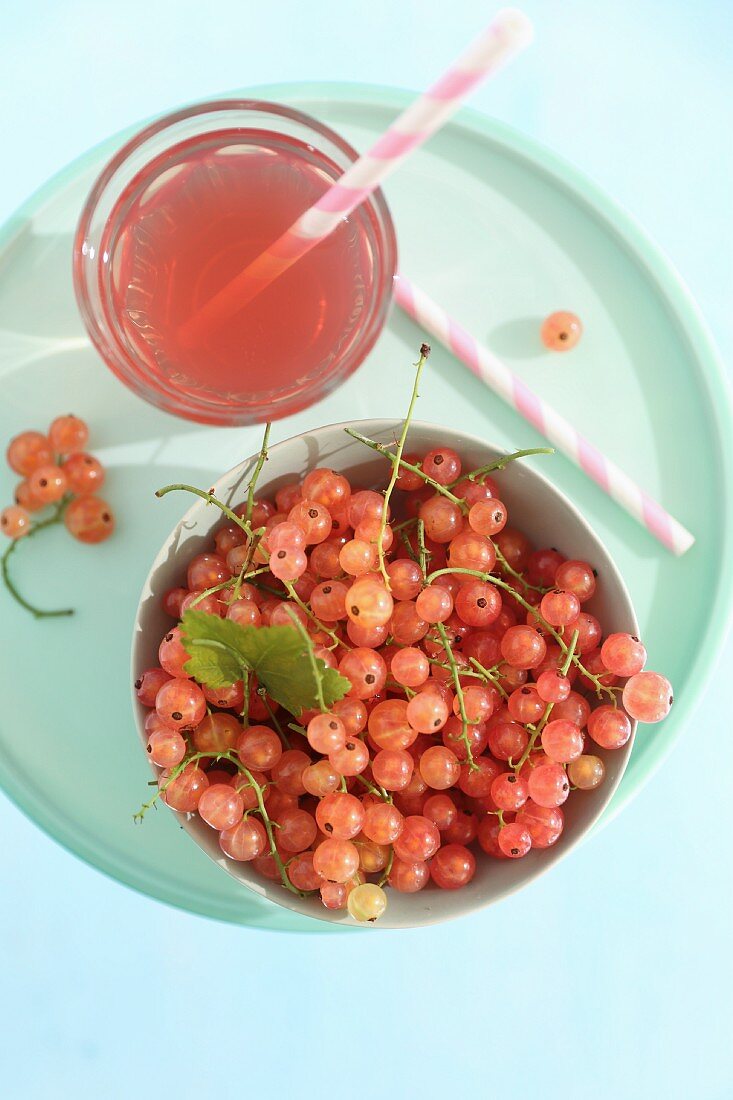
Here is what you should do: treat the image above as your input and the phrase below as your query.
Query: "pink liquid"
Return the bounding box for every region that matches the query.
[101,129,386,417]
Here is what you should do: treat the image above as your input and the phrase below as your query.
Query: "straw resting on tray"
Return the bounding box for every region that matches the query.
[394,274,695,556]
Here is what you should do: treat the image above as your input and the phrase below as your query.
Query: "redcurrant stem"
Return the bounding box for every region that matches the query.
[242,563,269,582]
[134,749,310,896]
[385,676,416,699]
[560,630,580,677]
[244,421,271,524]
[435,622,477,772]
[238,528,267,587]
[416,518,428,578]
[239,765,312,896]
[240,667,250,727]
[284,581,351,652]
[155,483,256,539]
[191,564,269,610]
[427,566,612,700]
[339,776,347,793]
[232,567,248,602]
[1,499,74,618]
[378,844,395,887]
[189,576,235,606]
[448,447,554,486]
[248,578,287,599]
[354,773,392,802]
[345,428,465,511]
[261,694,290,749]
[284,607,327,713]
[134,756,193,822]
[397,526,419,564]
[427,655,484,682]
[134,748,233,822]
[493,544,548,594]
[467,658,510,700]
[346,439,555,601]
[366,344,431,588]
[513,629,579,773]
[344,430,552,593]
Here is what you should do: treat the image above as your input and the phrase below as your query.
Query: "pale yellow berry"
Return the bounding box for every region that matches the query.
[347,882,388,923]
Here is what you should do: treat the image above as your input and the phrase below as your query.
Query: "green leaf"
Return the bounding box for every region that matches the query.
[180,613,244,688]
[180,610,350,716]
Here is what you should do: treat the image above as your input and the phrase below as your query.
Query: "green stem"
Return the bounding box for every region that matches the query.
[367,344,431,587]
[467,657,510,700]
[493,543,547,595]
[241,667,250,727]
[134,748,236,821]
[135,749,310,897]
[426,566,612,700]
[1,500,74,618]
[155,483,255,538]
[435,622,477,771]
[285,607,326,712]
[392,517,418,533]
[397,526,419,563]
[284,581,350,652]
[192,564,270,610]
[425,654,484,681]
[248,578,289,599]
[134,755,195,822]
[262,694,290,749]
[233,565,271,601]
[241,766,307,896]
[245,422,271,524]
[385,676,416,699]
[559,630,579,674]
[416,518,428,578]
[354,773,392,802]
[232,533,266,596]
[379,844,395,887]
[189,576,235,607]
[449,447,554,485]
[344,428,465,511]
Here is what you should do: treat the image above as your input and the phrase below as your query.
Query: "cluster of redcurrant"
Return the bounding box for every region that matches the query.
[134,356,672,924]
[1,416,115,617]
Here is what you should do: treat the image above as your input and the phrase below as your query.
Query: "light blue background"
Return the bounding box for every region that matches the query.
[2,3,732,1097]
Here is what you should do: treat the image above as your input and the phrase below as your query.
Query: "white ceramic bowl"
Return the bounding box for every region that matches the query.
[132,419,638,928]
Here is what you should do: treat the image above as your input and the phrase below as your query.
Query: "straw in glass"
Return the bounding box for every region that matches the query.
[179,8,533,345]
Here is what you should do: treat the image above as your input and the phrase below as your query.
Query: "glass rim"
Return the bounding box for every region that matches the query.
[73,98,398,425]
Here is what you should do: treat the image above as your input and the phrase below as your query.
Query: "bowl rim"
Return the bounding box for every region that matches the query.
[131,417,639,928]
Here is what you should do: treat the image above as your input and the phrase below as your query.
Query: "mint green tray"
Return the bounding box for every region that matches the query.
[1,83,731,932]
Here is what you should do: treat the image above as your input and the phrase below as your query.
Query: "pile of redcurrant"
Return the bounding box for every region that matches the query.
[1,416,115,616]
[135,430,672,924]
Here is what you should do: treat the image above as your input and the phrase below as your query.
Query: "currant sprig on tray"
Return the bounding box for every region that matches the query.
[134,345,674,923]
[1,415,115,618]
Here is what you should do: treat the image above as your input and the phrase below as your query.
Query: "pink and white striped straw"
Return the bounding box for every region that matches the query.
[394,274,695,555]
[180,8,533,344]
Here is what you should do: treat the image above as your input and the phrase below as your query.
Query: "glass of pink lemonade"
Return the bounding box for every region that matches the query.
[73,100,397,425]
